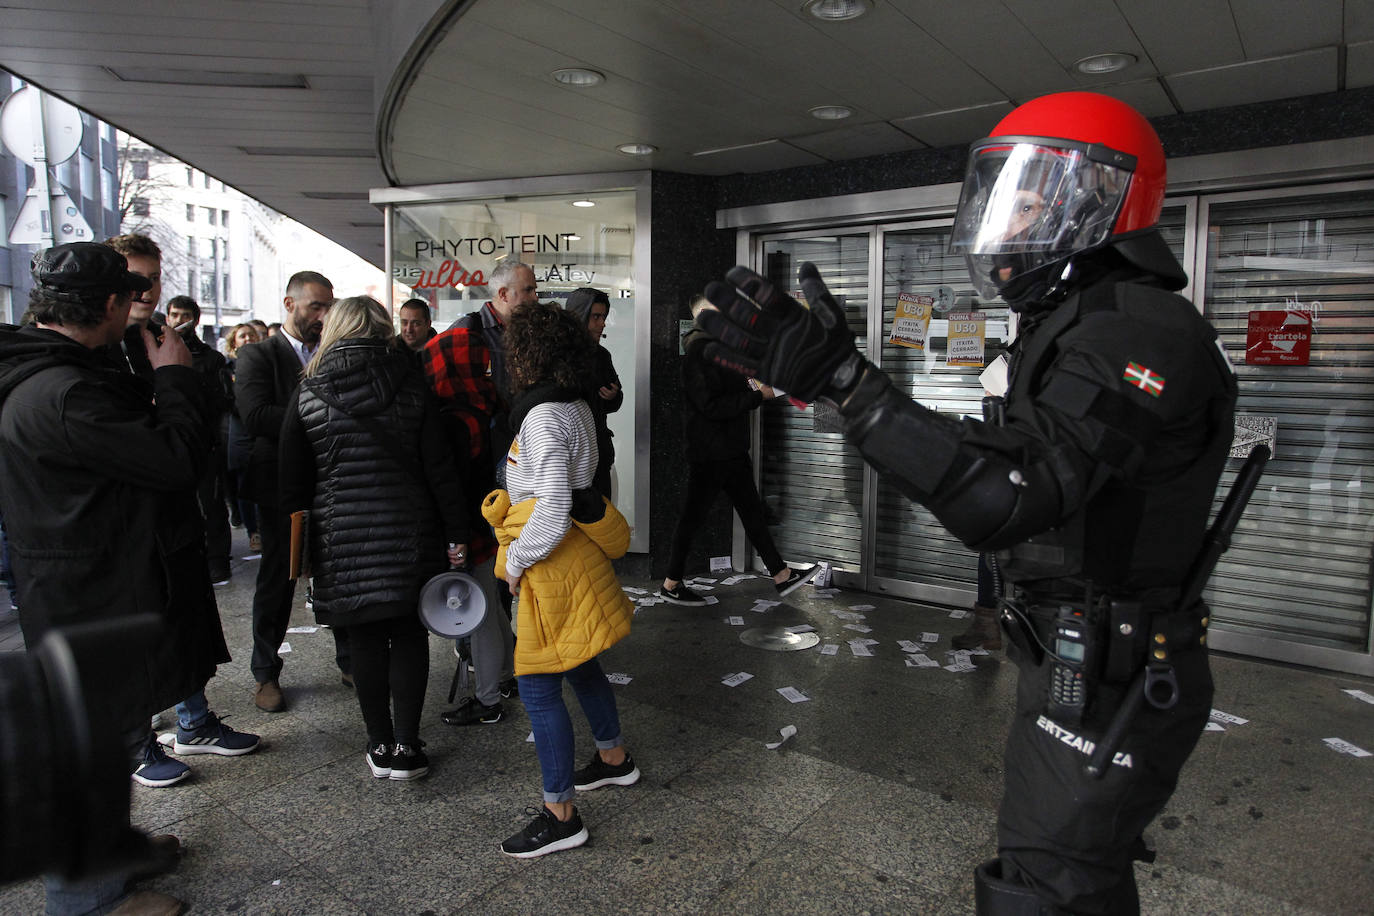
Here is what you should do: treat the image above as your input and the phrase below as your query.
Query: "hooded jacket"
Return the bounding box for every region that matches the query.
[483,487,632,675]
[0,324,229,726]
[563,289,624,476]
[279,338,470,626]
[680,327,764,462]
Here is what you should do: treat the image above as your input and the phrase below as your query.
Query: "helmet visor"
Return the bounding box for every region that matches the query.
[949,140,1131,299]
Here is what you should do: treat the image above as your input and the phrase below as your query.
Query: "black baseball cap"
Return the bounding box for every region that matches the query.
[31,242,153,296]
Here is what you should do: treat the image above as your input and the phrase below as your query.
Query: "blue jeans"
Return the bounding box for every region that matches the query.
[519,656,624,803]
[175,688,210,731]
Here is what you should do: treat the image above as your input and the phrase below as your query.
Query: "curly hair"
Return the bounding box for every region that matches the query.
[505,302,595,393]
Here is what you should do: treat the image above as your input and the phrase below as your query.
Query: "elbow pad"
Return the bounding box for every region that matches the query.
[834,362,1069,551]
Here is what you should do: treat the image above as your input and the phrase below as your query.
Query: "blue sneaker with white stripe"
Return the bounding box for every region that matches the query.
[173,712,260,756]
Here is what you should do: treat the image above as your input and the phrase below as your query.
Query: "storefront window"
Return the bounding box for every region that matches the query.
[388,187,645,548]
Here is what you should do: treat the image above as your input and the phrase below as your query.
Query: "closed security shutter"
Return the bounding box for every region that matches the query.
[872,225,1005,596]
[756,233,870,571]
[1201,189,1374,655]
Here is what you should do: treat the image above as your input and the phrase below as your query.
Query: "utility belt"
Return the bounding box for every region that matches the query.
[1001,582,1209,727]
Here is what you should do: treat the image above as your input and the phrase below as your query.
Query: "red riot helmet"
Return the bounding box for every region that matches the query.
[949,92,1167,307]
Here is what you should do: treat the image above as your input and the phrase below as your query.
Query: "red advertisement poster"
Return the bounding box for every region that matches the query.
[1245,310,1311,365]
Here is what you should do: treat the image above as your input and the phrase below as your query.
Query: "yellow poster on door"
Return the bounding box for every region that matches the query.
[889,293,933,350]
[945,310,987,367]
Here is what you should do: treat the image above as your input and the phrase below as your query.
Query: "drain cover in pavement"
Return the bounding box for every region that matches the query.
[740,627,821,652]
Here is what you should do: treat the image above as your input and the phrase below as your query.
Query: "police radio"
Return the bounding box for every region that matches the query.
[1047,605,1093,725]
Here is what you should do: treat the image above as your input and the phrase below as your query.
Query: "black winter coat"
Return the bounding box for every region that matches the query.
[680,328,764,462]
[0,325,230,728]
[279,339,469,626]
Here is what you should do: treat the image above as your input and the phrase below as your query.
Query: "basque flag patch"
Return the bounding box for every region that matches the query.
[1123,362,1165,397]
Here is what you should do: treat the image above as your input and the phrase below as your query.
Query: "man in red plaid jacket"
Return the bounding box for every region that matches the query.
[420,258,539,726]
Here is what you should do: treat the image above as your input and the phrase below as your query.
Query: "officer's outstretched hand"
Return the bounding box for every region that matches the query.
[698,262,858,403]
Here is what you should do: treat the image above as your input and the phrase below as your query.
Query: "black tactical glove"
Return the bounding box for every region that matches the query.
[697,262,861,403]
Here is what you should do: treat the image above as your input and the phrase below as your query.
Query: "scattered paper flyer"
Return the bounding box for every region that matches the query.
[692,584,716,592]
[831,610,866,621]
[765,725,797,749]
[692,577,719,584]
[278,641,292,654]
[812,588,840,599]
[849,637,878,646]
[785,624,816,634]
[819,643,839,656]
[710,555,732,572]
[526,731,535,743]
[777,686,809,703]
[906,654,939,668]
[1342,689,1374,705]
[897,639,923,653]
[969,647,990,656]
[949,609,970,619]
[286,626,318,634]
[849,604,875,611]
[843,623,873,634]
[622,586,648,595]
[1323,738,1371,757]
[944,660,976,673]
[727,616,746,626]
[850,643,874,657]
[755,599,781,609]
[702,595,720,605]
[606,672,633,685]
[721,672,754,687]
[921,632,940,644]
[1205,722,1225,732]
[1209,709,1249,726]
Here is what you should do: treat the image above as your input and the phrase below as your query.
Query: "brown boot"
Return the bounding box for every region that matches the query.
[951,604,1002,650]
[110,891,186,916]
[254,679,285,713]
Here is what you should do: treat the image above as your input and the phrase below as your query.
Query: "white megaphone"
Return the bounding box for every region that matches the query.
[417,567,487,639]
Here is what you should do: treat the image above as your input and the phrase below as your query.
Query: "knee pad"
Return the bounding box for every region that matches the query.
[974,859,1055,915]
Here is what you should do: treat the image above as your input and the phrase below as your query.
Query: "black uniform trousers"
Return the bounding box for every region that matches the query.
[666,454,785,582]
[249,502,296,684]
[995,643,1213,914]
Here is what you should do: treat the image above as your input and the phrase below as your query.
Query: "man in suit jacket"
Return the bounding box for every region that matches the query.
[235,270,334,712]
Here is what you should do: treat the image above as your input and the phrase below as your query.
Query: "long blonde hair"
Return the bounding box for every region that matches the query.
[226,322,259,358]
[304,295,393,378]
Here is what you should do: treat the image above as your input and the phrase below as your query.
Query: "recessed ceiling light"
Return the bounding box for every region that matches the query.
[809,105,853,120]
[571,199,596,208]
[551,68,605,87]
[1074,52,1137,75]
[566,234,582,242]
[802,0,874,22]
[617,142,657,156]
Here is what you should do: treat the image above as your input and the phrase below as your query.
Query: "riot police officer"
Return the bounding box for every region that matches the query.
[697,92,1238,914]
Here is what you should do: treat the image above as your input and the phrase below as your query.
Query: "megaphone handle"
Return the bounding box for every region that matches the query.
[449,542,470,572]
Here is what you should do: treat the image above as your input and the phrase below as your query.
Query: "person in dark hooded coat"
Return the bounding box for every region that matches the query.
[279,295,469,781]
[562,287,622,499]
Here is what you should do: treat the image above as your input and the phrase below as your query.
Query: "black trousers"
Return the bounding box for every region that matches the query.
[994,646,1213,914]
[344,614,429,747]
[249,503,296,684]
[666,454,784,582]
[196,445,231,570]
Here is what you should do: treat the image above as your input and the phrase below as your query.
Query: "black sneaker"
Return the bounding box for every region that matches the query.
[656,583,707,606]
[573,751,640,791]
[499,678,519,699]
[500,805,589,859]
[366,743,392,778]
[390,742,429,780]
[441,697,504,726]
[774,564,819,597]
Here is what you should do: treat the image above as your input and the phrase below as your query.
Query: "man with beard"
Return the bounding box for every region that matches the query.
[235,270,344,712]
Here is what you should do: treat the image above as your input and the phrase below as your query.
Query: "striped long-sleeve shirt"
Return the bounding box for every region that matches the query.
[503,397,598,577]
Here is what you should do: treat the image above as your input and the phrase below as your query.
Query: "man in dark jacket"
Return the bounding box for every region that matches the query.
[166,294,233,585]
[656,296,817,605]
[234,270,343,712]
[0,242,233,915]
[562,287,623,499]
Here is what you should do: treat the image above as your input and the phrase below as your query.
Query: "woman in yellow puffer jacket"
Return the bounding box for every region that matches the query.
[488,302,641,860]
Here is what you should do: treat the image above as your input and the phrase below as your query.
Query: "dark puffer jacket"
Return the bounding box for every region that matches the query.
[278,338,469,626]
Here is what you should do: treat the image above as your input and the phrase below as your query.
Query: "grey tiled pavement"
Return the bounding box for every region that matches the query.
[2,525,1371,914]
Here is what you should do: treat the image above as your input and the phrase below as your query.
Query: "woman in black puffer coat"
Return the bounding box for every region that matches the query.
[279,296,469,780]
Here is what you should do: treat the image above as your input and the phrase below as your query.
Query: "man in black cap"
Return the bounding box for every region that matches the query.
[0,241,230,914]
